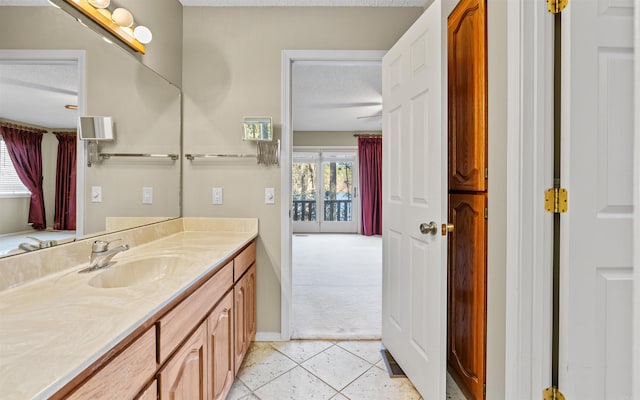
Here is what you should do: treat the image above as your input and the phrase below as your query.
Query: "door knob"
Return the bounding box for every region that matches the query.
[420,221,438,235]
[442,223,454,236]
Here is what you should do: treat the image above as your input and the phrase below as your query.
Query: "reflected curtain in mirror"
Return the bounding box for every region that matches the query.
[0,124,46,230]
[54,132,77,230]
[358,136,382,236]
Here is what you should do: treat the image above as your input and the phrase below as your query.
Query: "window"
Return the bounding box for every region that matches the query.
[0,139,30,197]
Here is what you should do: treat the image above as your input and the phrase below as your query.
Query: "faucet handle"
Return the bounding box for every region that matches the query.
[92,239,122,252]
[92,241,109,252]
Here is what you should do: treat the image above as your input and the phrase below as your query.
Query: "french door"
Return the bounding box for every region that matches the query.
[292,150,359,233]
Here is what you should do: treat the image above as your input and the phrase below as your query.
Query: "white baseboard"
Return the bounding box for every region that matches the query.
[255,332,284,342]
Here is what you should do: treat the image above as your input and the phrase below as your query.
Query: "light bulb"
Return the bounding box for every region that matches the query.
[133,26,153,44]
[112,8,134,27]
[88,0,110,8]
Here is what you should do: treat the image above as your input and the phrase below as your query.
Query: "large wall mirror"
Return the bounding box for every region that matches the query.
[0,4,181,258]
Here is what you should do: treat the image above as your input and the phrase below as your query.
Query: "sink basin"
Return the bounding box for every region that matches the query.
[88,255,195,288]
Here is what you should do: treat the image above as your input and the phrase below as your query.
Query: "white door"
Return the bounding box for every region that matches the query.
[381,2,446,399]
[560,1,634,399]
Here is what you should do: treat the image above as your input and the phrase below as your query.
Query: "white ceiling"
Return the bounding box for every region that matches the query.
[293,62,382,132]
[0,62,79,129]
[1,0,427,6]
[179,0,424,6]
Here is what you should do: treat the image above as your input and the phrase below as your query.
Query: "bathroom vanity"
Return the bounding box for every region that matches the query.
[0,218,258,400]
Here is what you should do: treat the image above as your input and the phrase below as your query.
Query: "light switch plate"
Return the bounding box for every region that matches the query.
[142,187,153,204]
[212,187,223,205]
[265,187,275,204]
[91,186,102,203]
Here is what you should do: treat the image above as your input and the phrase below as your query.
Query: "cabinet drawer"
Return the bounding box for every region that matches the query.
[157,261,233,364]
[67,328,156,400]
[234,242,256,282]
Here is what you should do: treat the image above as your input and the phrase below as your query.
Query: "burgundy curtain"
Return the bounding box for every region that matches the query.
[54,132,77,230]
[0,124,46,230]
[358,136,382,236]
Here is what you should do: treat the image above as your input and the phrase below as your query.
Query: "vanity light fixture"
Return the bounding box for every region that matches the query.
[63,0,152,54]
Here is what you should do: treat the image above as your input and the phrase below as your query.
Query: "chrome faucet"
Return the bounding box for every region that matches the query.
[79,239,129,273]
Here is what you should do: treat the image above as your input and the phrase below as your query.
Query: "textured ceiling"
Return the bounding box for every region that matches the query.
[0,62,79,129]
[1,0,427,5]
[293,62,382,132]
[180,0,425,6]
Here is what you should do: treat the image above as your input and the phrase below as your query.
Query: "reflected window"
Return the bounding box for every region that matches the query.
[0,139,30,197]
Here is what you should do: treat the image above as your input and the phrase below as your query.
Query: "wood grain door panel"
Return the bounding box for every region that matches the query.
[448,193,487,400]
[159,322,207,400]
[208,291,234,400]
[448,0,487,192]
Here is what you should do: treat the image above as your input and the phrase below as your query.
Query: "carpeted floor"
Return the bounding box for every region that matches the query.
[292,234,382,340]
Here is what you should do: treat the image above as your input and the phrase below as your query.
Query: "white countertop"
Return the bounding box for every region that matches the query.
[0,227,257,399]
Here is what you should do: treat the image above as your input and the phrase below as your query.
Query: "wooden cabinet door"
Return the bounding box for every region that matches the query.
[234,272,247,375]
[447,193,487,400]
[159,322,208,400]
[135,379,157,400]
[234,264,256,374]
[245,265,257,343]
[448,0,487,192]
[208,290,234,400]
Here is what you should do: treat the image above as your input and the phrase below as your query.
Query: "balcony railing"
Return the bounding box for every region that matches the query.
[292,199,352,222]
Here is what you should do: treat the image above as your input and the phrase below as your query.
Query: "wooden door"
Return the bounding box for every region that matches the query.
[448,0,487,192]
[135,380,157,400]
[208,291,234,400]
[159,322,207,400]
[234,265,256,374]
[560,1,634,398]
[381,1,447,398]
[245,265,257,343]
[447,193,486,400]
[447,0,487,399]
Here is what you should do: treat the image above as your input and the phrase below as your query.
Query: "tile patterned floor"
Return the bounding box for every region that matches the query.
[229,340,424,400]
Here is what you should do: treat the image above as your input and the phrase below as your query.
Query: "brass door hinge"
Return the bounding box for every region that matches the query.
[547,0,568,14]
[543,387,566,400]
[545,188,568,213]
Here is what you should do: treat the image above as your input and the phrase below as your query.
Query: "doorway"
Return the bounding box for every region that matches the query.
[287,55,383,339]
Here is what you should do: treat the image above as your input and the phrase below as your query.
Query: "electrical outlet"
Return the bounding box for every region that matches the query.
[265,187,275,204]
[142,187,153,204]
[91,186,102,203]
[212,187,223,205]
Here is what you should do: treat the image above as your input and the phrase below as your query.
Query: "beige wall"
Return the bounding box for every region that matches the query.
[0,7,181,237]
[293,131,361,147]
[182,7,422,334]
[0,197,31,235]
[486,0,507,398]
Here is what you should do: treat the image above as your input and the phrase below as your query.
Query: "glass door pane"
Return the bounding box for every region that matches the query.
[322,160,353,222]
[292,161,318,222]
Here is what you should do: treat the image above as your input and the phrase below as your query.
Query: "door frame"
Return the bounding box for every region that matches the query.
[504,2,556,397]
[634,2,640,397]
[280,50,387,340]
[505,1,640,398]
